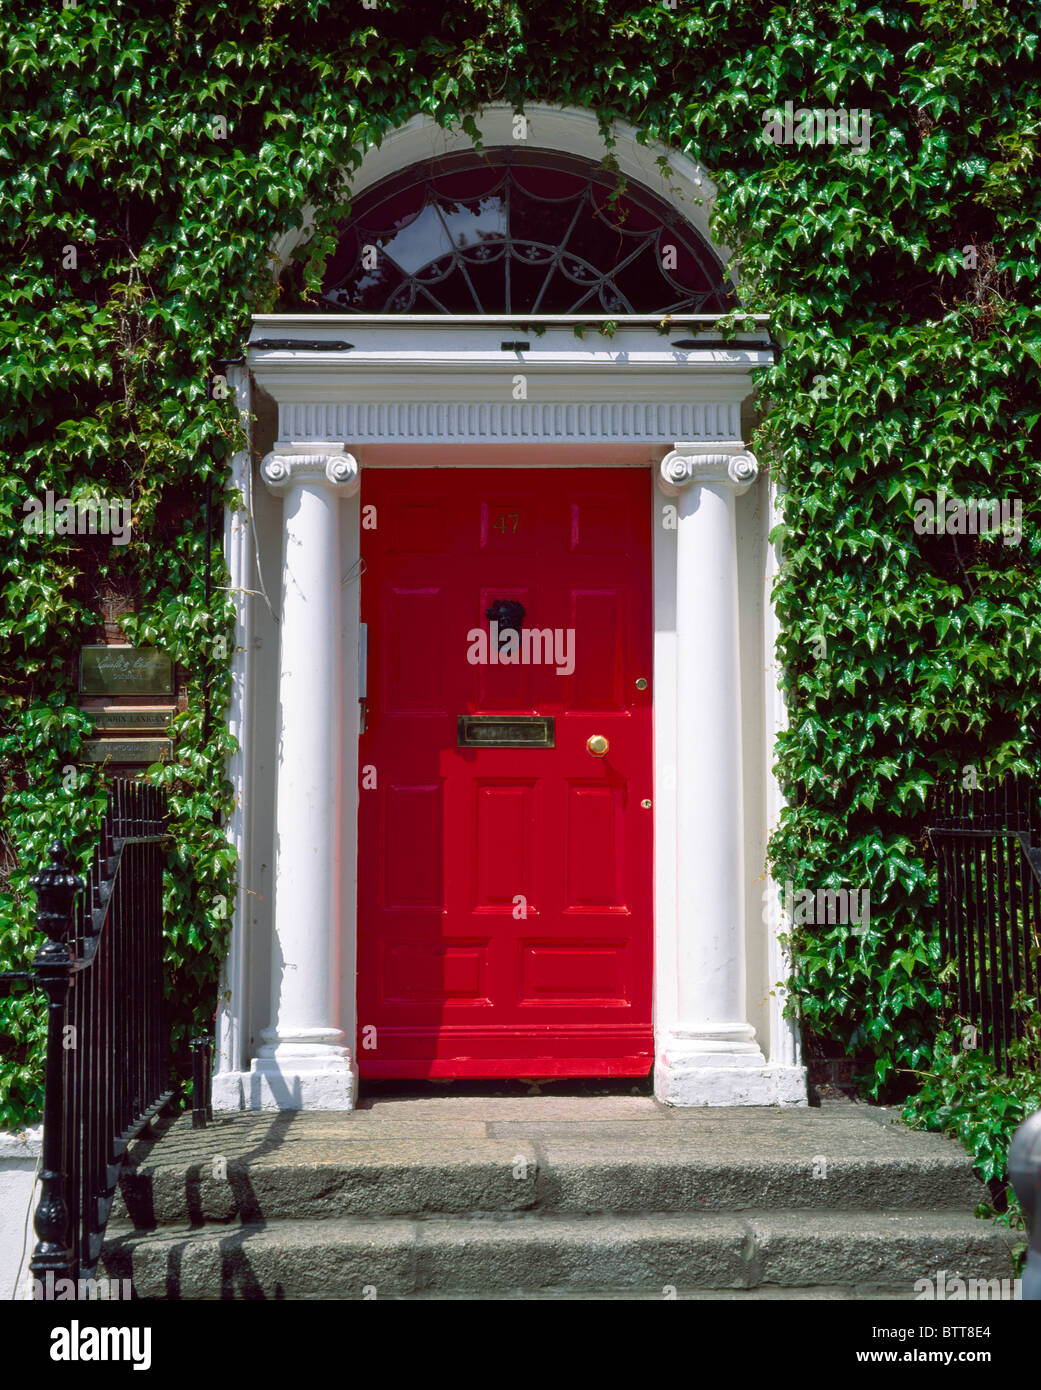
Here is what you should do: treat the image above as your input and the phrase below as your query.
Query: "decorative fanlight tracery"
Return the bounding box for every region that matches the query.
[320,150,731,315]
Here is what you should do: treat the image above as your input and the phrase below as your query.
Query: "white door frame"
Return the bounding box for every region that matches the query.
[211,315,806,1109]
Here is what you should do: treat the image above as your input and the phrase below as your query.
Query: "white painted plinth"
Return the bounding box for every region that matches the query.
[213,1055,355,1112]
[655,1056,809,1106]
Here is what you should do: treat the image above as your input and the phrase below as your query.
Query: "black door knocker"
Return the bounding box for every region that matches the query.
[485,598,525,655]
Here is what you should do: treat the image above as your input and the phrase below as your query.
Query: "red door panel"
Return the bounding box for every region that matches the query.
[357,468,653,1077]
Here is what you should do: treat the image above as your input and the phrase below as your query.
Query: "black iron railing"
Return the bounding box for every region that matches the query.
[928,774,1041,1074]
[28,779,173,1289]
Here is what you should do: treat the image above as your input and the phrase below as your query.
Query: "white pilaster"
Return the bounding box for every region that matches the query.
[245,443,358,1110]
[655,443,803,1105]
[215,369,253,1087]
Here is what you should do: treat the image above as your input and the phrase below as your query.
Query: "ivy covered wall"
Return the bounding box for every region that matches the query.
[1,0,1039,1129]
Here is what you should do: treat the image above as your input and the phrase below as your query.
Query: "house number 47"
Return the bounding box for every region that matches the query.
[493,514,520,534]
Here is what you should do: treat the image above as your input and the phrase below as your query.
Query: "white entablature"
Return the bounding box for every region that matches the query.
[248,315,775,447]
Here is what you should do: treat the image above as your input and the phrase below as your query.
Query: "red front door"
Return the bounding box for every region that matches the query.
[357,467,653,1077]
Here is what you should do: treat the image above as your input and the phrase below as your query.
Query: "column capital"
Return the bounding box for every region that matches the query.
[658,444,759,497]
[261,443,360,496]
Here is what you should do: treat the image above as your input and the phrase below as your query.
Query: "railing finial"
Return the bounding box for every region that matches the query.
[29,842,84,948]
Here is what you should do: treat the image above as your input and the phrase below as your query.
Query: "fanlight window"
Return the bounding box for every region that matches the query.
[320,150,731,315]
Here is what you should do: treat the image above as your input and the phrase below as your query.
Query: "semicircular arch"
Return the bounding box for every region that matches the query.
[271,104,734,310]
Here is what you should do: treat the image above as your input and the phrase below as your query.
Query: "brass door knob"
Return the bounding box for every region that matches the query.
[586,734,609,757]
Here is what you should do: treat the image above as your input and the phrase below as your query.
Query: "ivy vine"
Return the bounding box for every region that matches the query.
[1,0,1039,1140]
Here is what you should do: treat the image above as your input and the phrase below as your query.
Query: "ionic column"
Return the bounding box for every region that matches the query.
[251,444,358,1110]
[657,442,768,1104]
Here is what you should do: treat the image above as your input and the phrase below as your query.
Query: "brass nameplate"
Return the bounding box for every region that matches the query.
[457,716,554,748]
[79,646,173,696]
[88,708,175,731]
[82,739,173,764]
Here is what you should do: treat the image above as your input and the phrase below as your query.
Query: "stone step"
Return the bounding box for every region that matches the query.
[111,1105,986,1227]
[101,1209,1017,1301]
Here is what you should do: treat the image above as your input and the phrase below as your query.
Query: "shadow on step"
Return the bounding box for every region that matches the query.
[108,1111,302,1298]
[115,1109,297,1231]
[104,1226,291,1301]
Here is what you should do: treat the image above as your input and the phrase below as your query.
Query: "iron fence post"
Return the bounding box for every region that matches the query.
[28,842,84,1291]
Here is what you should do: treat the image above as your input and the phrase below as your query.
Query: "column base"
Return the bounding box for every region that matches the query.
[655,1038,808,1106]
[212,1049,357,1112]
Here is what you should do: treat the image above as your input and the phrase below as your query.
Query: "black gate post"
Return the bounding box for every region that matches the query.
[28,842,84,1293]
